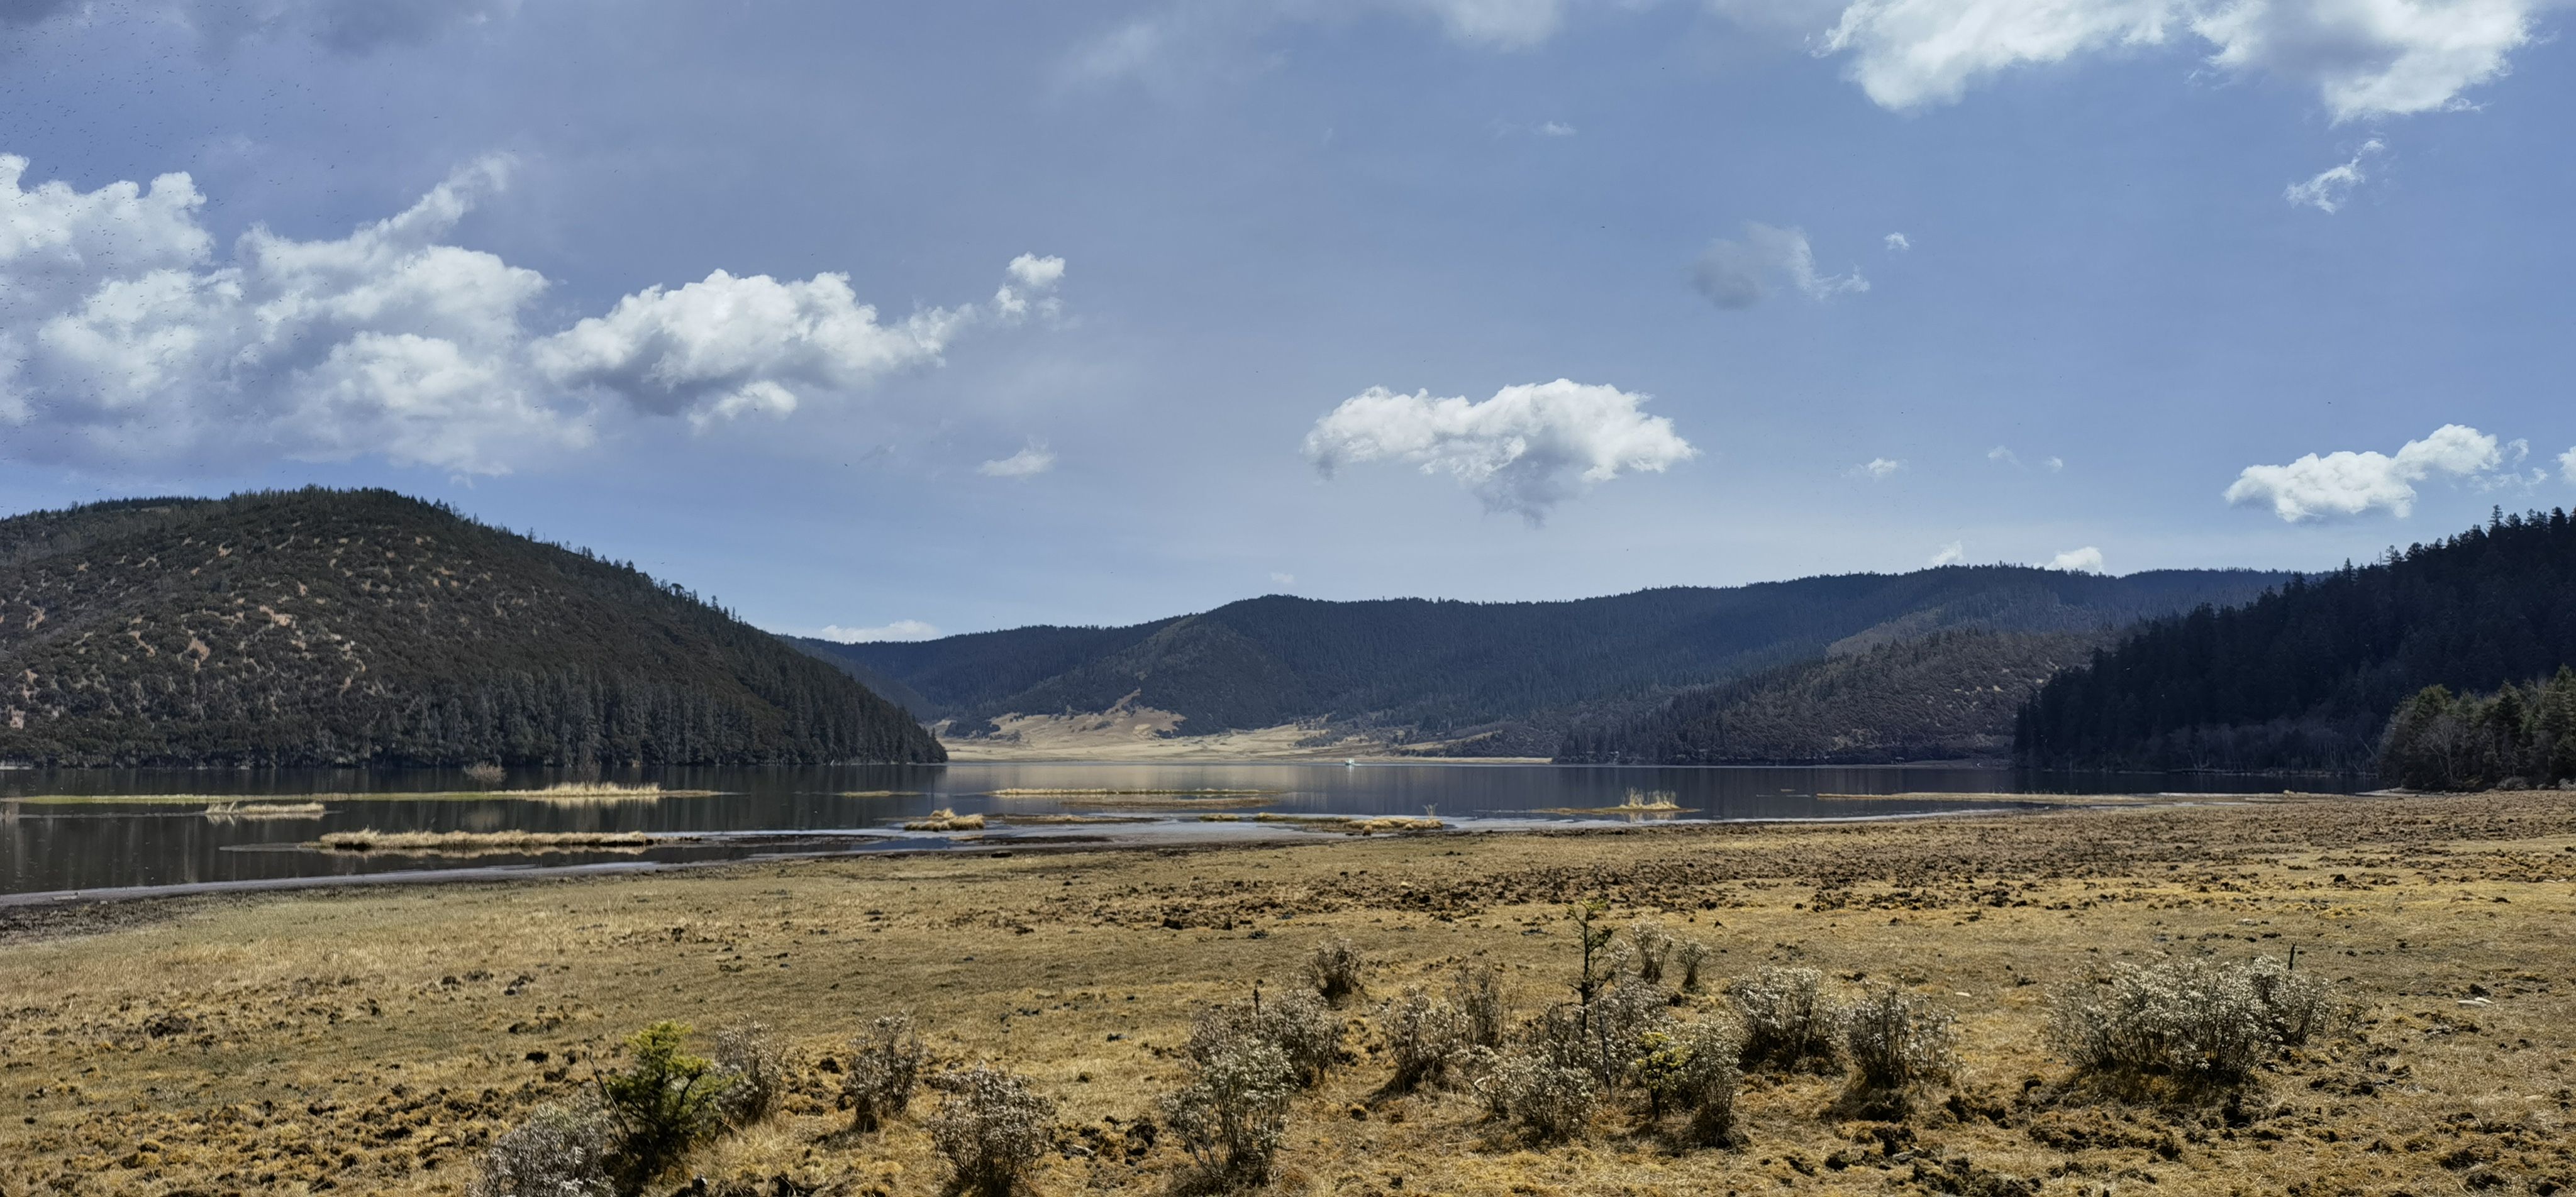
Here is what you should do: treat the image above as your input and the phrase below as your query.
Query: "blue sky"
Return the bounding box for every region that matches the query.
[1,0,2568,639]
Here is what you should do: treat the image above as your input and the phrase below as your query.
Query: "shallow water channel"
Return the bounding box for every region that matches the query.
[0,762,2340,899]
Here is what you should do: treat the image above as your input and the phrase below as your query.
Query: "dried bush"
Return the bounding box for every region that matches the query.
[845,1013,927,1132]
[1303,939,1365,1006]
[1382,988,1469,1093]
[1450,962,1507,1049]
[1841,985,1958,1095]
[1728,966,1841,1071]
[2246,957,2341,1045]
[462,761,506,787]
[1522,981,1669,1091]
[1633,1018,1745,1147]
[594,1022,730,1194]
[929,1065,1057,1197]
[712,1023,790,1127]
[1630,921,1674,985]
[469,1101,614,1197]
[1674,940,1713,994]
[1163,1037,1296,1187]
[1189,988,1341,1087]
[2047,956,2338,1089]
[1477,1050,1599,1142]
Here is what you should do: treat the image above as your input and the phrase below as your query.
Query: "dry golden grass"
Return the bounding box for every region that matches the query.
[201,801,328,820]
[313,828,660,854]
[3,790,2573,1196]
[902,808,988,832]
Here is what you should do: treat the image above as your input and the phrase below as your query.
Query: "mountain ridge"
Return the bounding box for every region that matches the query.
[0,488,945,767]
[798,565,2294,756]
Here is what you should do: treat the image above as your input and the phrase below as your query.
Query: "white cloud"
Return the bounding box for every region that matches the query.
[1884,232,1911,251]
[1535,120,1580,136]
[2223,423,2503,521]
[4,0,518,55]
[978,441,1057,478]
[1854,456,1904,479]
[2562,446,2576,485]
[1304,378,1696,523]
[992,253,1068,323]
[1987,445,2021,466]
[818,619,941,643]
[1810,0,2536,121]
[0,152,1059,475]
[1270,571,1298,586]
[2045,455,2065,472]
[2048,545,2106,572]
[1928,540,1967,566]
[2285,139,2385,212]
[1692,222,1868,309]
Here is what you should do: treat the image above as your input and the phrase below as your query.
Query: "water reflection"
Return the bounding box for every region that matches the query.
[0,763,2343,897]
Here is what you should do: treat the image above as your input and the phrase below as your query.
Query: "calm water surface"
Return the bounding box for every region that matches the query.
[0,763,2343,898]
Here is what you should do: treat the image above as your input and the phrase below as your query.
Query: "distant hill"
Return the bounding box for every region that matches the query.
[1559,629,2101,764]
[798,566,2290,754]
[2016,508,2576,773]
[0,489,944,767]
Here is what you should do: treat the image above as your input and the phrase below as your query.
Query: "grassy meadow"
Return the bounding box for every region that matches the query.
[3,790,2572,1196]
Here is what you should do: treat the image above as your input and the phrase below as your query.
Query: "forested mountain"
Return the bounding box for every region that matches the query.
[0,489,944,767]
[2016,508,2576,773]
[1558,630,2101,764]
[801,566,2288,751]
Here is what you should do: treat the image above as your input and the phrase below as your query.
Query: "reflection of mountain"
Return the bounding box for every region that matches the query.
[0,488,943,767]
[796,566,2289,759]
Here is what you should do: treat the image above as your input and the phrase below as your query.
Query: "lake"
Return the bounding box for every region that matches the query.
[0,762,2338,900]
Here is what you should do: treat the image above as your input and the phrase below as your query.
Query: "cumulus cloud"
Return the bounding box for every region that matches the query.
[818,619,941,644]
[1884,232,1911,251]
[1534,119,1580,136]
[1987,445,2020,466]
[2285,140,2385,212]
[2223,424,2503,521]
[1853,456,1904,479]
[1928,540,1967,566]
[2048,546,2106,572]
[1303,378,1696,523]
[0,152,1060,475]
[1692,222,1868,309]
[1270,571,1297,586]
[1064,0,1618,88]
[977,442,1057,478]
[1811,0,2534,121]
[2562,446,2576,485]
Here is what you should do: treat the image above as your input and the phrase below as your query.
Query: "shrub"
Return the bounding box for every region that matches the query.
[845,1013,927,1132]
[712,1023,790,1127]
[1450,963,1507,1049]
[1674,940,1713,994]
[2246,956,2340,1045]
[1841,985,1958,1094]
[1633,1018,1745,1147]
[1382,987,1468,1093]
[469,1101,614,1197]
[1303,939,1365,1006]
[594,1022,730,1194]
[2047,956,2340,1089]
[462,761,506,787]
[1630,922,1674,986]
[1189,987,1341,1087]
[1523,981,1668,1089]
[1477,1050,1598,1142]
[1728,967,1841,1071]
[1162,1037,1296,1186]
[929,1065,1057,1197]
